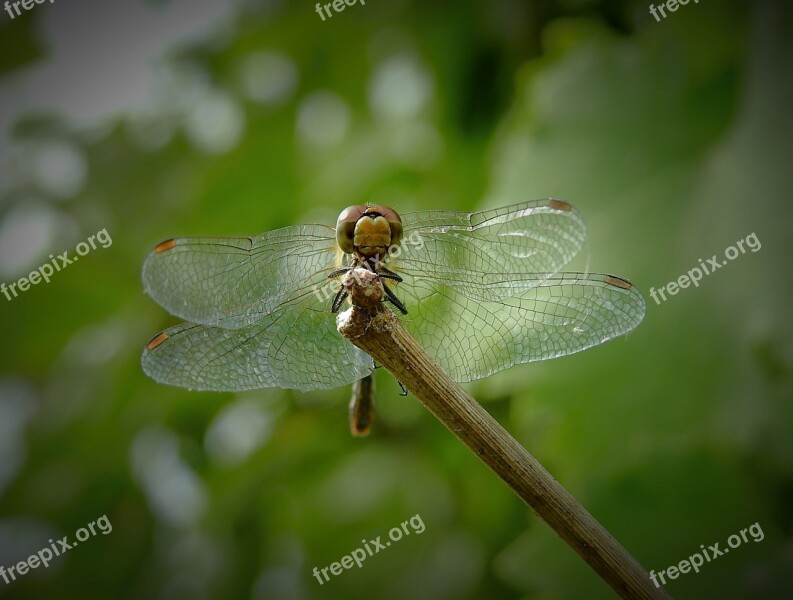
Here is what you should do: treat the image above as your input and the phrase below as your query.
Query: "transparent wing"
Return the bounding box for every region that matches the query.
[395,272,645,383]
[394,199,587,297]
[142,224,340,329]
[142,290,373,392]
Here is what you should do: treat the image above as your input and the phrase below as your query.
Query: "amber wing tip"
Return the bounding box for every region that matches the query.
[548,199,574,212]
[604,275,633,290]
[154,239,177,253]
[146,332,170,351]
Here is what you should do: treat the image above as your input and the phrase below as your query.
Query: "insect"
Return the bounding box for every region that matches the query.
[142,200,645,432]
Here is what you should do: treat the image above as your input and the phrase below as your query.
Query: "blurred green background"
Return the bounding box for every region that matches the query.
[0,0,791,598]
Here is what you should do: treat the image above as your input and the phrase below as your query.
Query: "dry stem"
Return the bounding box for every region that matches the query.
[336,269,671,600]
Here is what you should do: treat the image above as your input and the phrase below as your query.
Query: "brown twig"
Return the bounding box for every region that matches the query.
[336,269,671,600]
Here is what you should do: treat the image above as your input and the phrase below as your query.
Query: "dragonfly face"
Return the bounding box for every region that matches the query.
[335,204,403,260]
[141,199,646,393]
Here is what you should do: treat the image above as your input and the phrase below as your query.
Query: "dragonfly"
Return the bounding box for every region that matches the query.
[142,200,645,433]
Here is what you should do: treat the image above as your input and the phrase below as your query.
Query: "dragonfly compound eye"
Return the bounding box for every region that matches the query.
[336,205,368,254]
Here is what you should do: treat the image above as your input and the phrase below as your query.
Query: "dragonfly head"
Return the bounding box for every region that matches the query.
[336,204,403,258]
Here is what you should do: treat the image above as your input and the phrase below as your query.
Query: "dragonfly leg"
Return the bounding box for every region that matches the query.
[328,264,355,312]
[382,282,408,315]
[331,286,349,313]
[397,380,409,397]
[378,266,403,282]
[327,267,351,279]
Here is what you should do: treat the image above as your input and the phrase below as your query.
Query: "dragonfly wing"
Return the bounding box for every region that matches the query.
[142,224,341,329]
[396,199,587,295]
[397,272,645,383]
[142,292,372,392]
